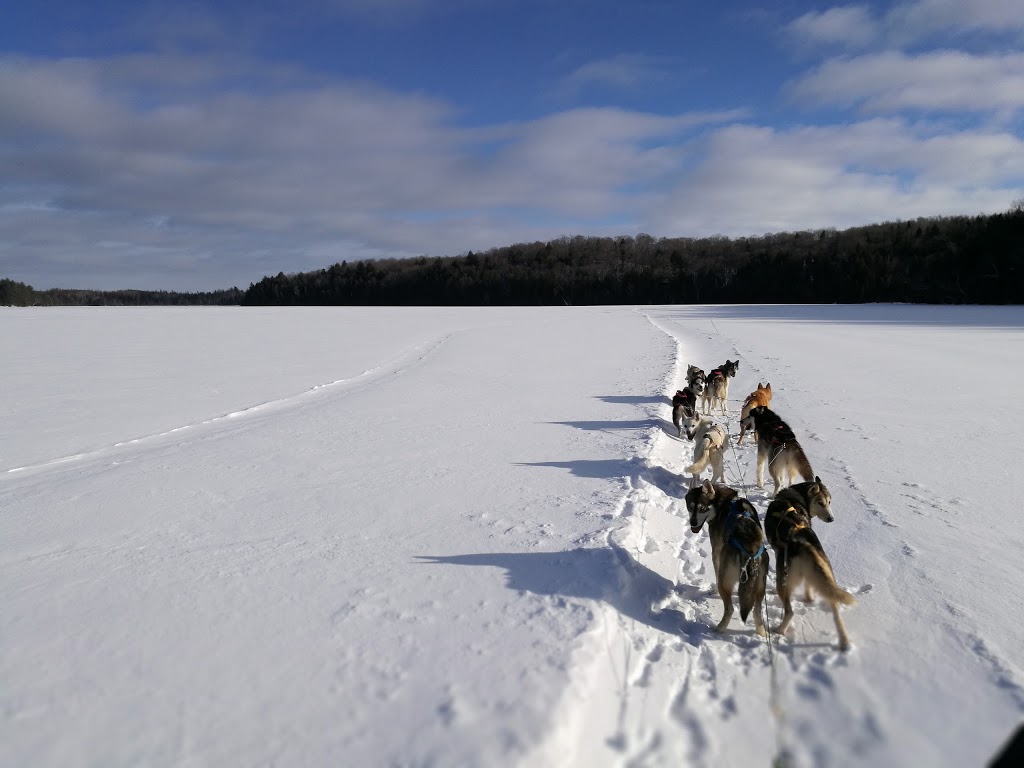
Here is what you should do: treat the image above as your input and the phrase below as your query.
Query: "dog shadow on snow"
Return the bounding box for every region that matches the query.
[594,395,667,405]
[418,541,708,639]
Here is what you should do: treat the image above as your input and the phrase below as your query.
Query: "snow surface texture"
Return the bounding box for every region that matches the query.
[2,305,1022,767]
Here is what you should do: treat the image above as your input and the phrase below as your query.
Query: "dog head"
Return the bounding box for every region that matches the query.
[723,359,739,377]
[744,405,769,426]
[685,479,717,533]
[807,476,834,523]
[686,365,706,392]
[681,412,704,441]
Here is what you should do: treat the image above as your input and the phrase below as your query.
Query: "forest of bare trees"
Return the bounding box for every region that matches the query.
[242,211,1023,306]
[3,209,1022,306]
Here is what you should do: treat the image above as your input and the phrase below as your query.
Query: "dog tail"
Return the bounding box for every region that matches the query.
[684,437,712,475]
[807,546,856,606]
[793,443,815,483]
[738,549,769,623]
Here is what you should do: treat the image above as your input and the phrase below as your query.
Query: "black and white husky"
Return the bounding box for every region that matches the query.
[671,365,705,436]
[701,359,739,415]
[685,480,769,636]
[764,479,855,651]
[739,405,815,496]
[680,411,727,486]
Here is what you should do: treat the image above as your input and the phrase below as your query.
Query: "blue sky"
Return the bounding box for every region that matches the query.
[2,0,1023,290]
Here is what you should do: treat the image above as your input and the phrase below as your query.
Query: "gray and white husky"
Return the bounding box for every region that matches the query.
[739,405,814,496]
[764,479,855,651]
[685,480,769,636]
[671,365,706,436]
[681,411,727,487]
[701,359,739,415]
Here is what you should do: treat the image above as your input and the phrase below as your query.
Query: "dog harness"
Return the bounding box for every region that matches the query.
[723,499,766,583]
[774,505,808,539]
[769,423,789,446]
[773,505,809,586]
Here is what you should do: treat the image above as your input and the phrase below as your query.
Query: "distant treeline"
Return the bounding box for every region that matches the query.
[0,279,243,307]
[4,210,1022,307]
[242,211,1023,306]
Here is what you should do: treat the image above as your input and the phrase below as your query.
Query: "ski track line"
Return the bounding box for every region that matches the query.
[3,333,453,480]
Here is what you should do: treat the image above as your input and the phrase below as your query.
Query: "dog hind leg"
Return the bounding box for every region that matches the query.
[711,451,726,484]
[715,565,738,632]
[774,553,797,635]
[831,602,851,651]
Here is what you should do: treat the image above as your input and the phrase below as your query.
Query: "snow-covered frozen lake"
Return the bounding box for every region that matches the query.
[2,304,1023,767]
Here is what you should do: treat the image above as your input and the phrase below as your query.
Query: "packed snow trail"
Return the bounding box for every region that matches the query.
[534,312,880,767]
[537,305,1024,767]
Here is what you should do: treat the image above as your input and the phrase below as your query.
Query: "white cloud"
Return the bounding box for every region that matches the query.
[885,0,1024,40]
[786,0,1024,47]
[788,50,1024,113]
[0,54,735,289]
[785,5,878,49]
[556,54,671,99]
[649,119,1023,237]
[2,51,1022,291]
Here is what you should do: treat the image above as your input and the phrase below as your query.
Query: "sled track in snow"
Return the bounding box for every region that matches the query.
[3,333,453,481]
[538,311,882,767]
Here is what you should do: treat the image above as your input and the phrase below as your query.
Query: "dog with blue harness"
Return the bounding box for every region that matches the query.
[685,480,769,636]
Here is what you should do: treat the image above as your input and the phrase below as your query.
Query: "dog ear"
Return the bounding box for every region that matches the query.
[814,475,821,483]
[808,483,820,496]
[766,383,771,391]
[702,479,715,496]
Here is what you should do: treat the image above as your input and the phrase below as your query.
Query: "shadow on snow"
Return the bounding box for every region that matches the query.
[593,395,668,405]
[418,541,707,639]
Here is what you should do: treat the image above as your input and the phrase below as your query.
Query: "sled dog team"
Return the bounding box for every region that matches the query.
[671,361,856,651]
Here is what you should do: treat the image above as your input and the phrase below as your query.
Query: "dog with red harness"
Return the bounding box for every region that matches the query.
[701,359,739,416]
[739,405,815,496]
[671,365,705,436]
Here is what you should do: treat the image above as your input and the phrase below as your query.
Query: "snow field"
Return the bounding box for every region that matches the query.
[2,304,1023,767]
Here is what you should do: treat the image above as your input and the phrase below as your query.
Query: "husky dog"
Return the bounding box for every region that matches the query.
[740,405,814,495]
[681,411,727,486]
[671,365,706,436]
[764,479,855,650]
[686,364,706,391]
[685,480,769,636]
[737,382,772,445]
[701,360,739,415]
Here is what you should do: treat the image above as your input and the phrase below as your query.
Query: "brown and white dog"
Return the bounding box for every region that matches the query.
[737,382,772,445]
[701,360,739,415]
[764,479,855,651]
